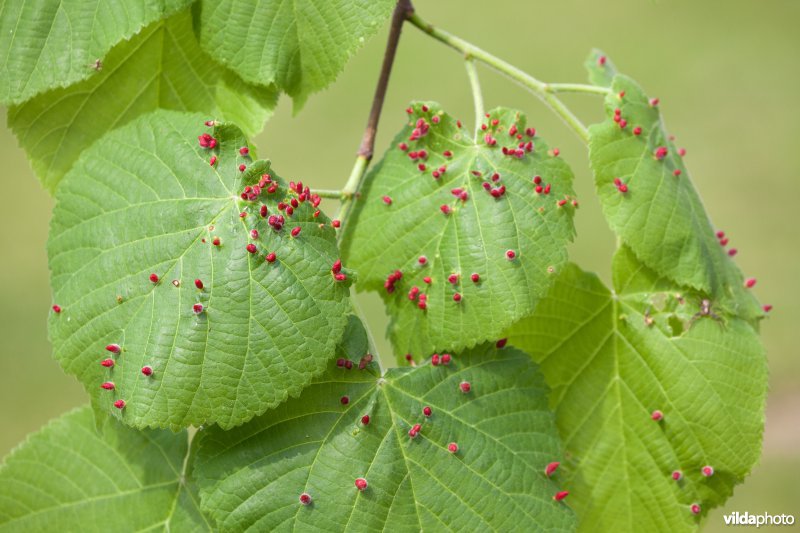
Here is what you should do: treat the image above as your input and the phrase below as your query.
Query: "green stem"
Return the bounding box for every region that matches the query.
[407,12,592,143]
[337,155,369,228]
[547,82,611,95]
[315,188,344,199]
[464,59,485,140]
[350,296,385,372]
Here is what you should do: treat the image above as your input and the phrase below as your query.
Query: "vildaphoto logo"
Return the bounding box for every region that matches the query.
[723,511,796,527]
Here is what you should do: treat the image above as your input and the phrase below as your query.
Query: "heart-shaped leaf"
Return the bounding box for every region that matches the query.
[505,247,767,532]
[0,0,191,105]
[48,110,350,430]
[588,71,762,322]
[194,336,575,532]
[342,103,576,360]
[0,407,211,531]
[196,0,395,109]
[9,8,277,192]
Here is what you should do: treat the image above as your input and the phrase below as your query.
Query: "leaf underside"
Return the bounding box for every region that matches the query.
[0,406,211,532]
[48,110,350,430]
[194,333,576,532]
[506,247,767,532]
[9,8,277,192]
[0,0,192,106]
[196,0,395,109]
[342,102,576,360]
[587,70,762,323]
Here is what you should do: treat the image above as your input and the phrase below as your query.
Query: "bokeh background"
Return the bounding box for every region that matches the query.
[1,0,797,529]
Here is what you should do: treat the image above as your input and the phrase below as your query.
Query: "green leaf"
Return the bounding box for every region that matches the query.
[48,110,350,430]
[194,338,575,532]
[0,0,192,105]
[0,406,212,532]
[341,103,576,360]
[9,8,278,192]
[584,48,617,88]
[588,74,762,322]
[196,0,395,109]
[505,247,767,532]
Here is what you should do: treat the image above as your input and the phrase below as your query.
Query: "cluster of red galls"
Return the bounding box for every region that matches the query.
[96,342,154,411]
[297,346,569,508]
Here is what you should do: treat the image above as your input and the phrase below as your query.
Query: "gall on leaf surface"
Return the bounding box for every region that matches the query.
[9,8,278,192]
[196,0,395,110]
[193,321,575,532]
[505,246,767,532]
[47,110,350,430]
[0,0,192,106]
[587,65,762,322]
[341,103,576,360]
[0,406,211,532]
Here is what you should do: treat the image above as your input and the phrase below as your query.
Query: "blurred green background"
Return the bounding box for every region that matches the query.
[1,0,797,529]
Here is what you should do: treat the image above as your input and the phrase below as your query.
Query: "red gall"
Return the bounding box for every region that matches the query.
[545,462,560,477]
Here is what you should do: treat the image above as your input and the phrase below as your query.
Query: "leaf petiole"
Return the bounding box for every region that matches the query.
[464,58,485,140]
[407,11,593,143]
[313,188,345,199]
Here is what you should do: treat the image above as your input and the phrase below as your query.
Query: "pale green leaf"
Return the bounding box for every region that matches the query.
[0,406,212,532]
[196,0,395,109]
[584,48,617,88]
[194,336,575,532]
[588,74,762,322]
[48,110,350,430]
[505,247,767,532]
[341,103,576,360]
[0,0,192,105]
[9,8,278,192]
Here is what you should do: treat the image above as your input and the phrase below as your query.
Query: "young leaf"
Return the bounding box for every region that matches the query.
[0,0,191,105]
[9,9,277,192]
[341,103,576,360]
[584,48,617,88]
[588,73,762,322]
[505,247,767,532]
[0,406,211,531]
[193,339,575,532]
[195,0,395,109]
[48,110,350,430]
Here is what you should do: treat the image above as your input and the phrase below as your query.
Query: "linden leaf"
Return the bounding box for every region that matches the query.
[48,110,350,430]
[0,0,192,105]
[0,407,212,532]
[341,103,576,360]
[9,8,277,192]
[505,247,767,532]
[193,337,575,532]
[195,0,395,109]
[588,72,762,322]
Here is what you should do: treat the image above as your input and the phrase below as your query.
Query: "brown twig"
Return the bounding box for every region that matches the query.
[356,0,414,161]
[338,0,413,231]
